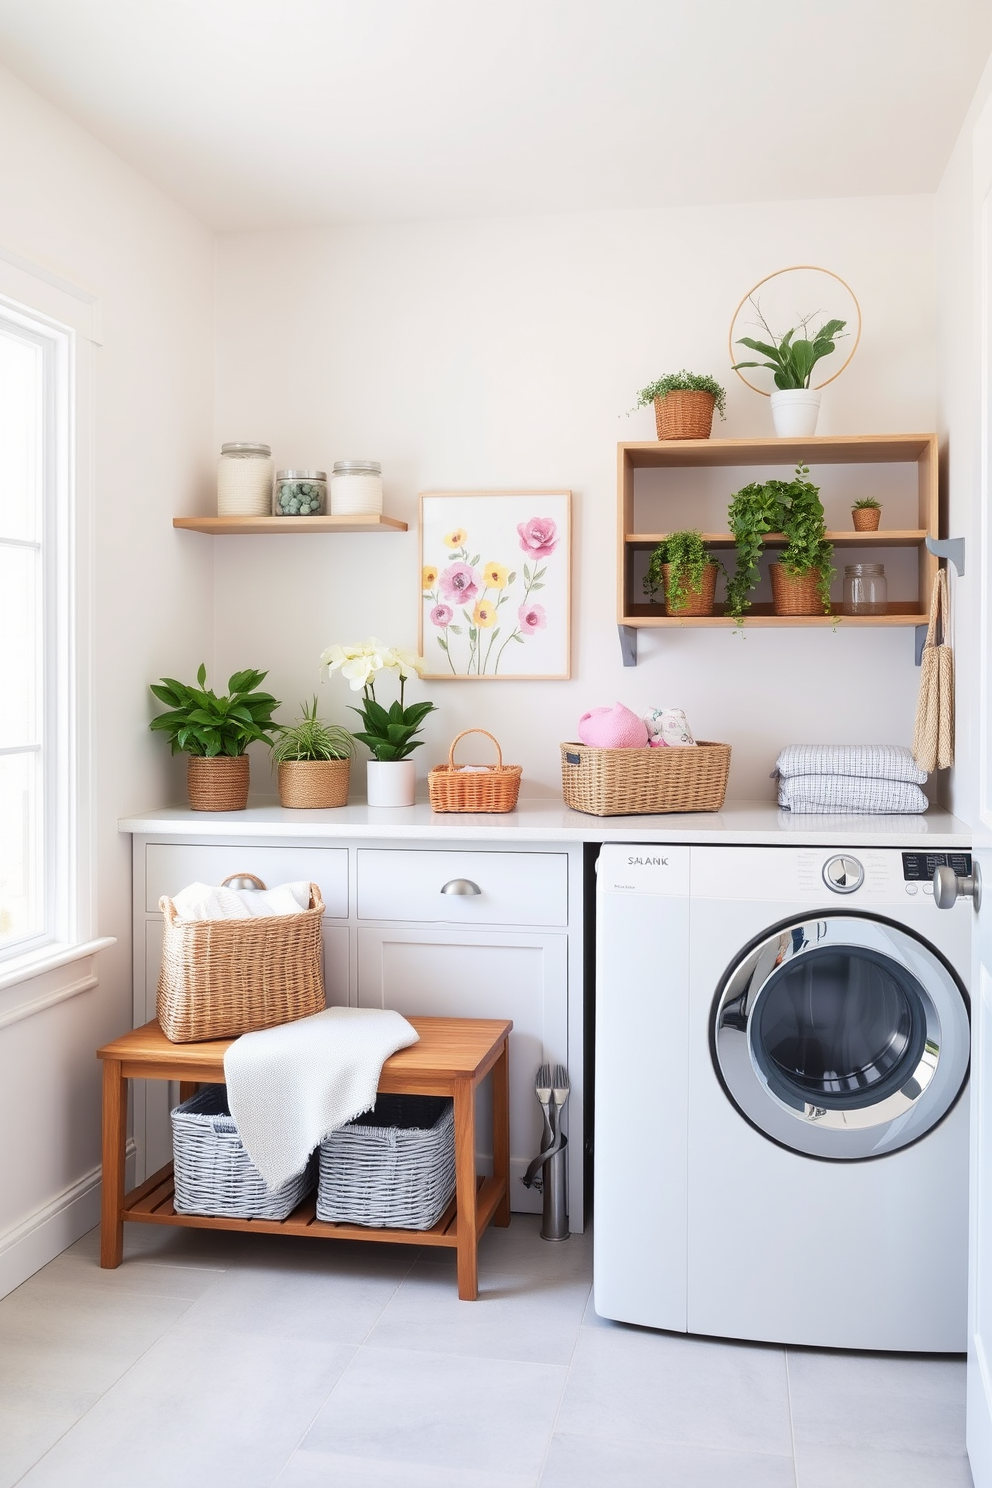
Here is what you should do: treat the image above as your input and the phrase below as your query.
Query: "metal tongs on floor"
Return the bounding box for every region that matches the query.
[522,1062,570,1241]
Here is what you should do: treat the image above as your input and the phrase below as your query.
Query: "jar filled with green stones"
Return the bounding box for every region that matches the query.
[273,470,327,517]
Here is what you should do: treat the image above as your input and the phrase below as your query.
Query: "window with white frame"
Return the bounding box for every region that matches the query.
[0,297,72,964]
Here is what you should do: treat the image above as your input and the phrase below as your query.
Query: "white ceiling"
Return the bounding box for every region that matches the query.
[0,0,988,231]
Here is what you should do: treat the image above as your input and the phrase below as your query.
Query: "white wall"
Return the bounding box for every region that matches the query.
[0,62,215,1292]
[214,198,937,801]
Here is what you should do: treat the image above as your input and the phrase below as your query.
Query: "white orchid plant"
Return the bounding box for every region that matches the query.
[320,639,435,762]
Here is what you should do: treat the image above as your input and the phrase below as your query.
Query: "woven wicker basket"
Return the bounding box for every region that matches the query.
[852,507,881,531]
[317,1094,456,1228]
[428,729,522,813]
[560,741,731,816]
[187,754,250,811]
[654,390,715,441]
[769,563,826,616]
[277,758,350,809]
[172,1085,316,1219]
[157,873,326,1042]
[662,561,719,617]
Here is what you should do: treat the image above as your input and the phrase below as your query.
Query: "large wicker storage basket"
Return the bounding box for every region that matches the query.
[157,874,326,1042]
[172,1085,316,1219]
[317,1094,456,1228]
[560,741,731,816]
[428,729,522,814]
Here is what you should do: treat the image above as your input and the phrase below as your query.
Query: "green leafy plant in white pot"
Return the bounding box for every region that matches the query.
[732,307,847,437]
[321,639,435,807]
[270,697,356,809]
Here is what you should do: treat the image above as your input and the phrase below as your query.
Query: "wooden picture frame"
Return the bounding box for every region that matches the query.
[419,490,571,680]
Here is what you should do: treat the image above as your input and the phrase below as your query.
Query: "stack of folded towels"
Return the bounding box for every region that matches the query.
[774,745,929,815]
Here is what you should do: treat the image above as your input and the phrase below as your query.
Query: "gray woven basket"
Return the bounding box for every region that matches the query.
[172,1085,315,1220]
[317,1094,456,1229]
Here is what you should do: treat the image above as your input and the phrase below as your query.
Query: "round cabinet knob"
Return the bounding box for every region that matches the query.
[934,863,982,911]
[440,878,482,896]
[822,855,864,894]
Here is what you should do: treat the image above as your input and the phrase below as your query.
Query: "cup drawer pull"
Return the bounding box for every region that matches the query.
[440,878,482,896]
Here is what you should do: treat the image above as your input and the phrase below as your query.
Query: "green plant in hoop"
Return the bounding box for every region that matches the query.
[643,530,725,613]
[731,301,847,389]
[148,665,281,756]
[270,697,356,763]
[725,465,834,621]
[632,370,727,418]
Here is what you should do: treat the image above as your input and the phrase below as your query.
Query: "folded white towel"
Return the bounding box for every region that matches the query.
[224,1006,420,1189]
[778,775,928,815]
[170,880,312,921]
[775,744,926,785]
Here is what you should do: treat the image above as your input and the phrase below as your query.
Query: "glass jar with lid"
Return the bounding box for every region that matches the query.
[331,460,383,516]
[843,563,888,616]
[216,443,273,516]
[273,470,327,517]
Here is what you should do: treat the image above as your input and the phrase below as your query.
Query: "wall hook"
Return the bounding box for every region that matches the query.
[925,536,965,577]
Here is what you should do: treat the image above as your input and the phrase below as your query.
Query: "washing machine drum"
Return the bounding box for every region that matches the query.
[712,915,969,1159]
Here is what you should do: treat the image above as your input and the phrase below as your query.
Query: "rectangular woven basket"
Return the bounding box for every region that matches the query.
[317,1093,456,1229]
[428,728,522,814]
[560,741,731,816]
[157,877,326,1042]
[172,1085,316,1220]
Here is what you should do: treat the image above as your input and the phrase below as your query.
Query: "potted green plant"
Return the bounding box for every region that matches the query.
[632,370,728,441]
[321,639,436,807]
[725,464,834,621]
[852,496,882,532]
[149,664,281,811]
[643,530,724,616]
[732,309,847,437]
[270,697,356,808]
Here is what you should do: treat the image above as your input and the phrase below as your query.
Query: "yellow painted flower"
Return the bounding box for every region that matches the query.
[422,564,438,589]
[443,528,467,549]
[473,599,497,628]
[482,561,508,589]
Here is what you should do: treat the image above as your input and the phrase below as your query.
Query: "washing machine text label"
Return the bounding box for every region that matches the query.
[628,855,668,867]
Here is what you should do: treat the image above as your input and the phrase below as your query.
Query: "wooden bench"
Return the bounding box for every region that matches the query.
[98,1015,511,1300]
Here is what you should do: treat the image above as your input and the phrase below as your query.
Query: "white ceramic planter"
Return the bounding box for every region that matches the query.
[770,388,822,437]
[366,759,417,808]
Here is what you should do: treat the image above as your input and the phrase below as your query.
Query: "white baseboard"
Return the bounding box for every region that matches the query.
[0,1140,135,1299]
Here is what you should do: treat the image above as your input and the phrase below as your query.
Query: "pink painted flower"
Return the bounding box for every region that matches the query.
[439,562,480,604]
[430,603,453,628]
[517,517,558,559]
[518,602,547,634]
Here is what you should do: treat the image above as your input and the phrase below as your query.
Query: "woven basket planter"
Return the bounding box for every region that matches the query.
[187,755,249,812]
[428,729,522,813]
[317,1094,456,1228]
[172,1085,316,1219]
[654,390,715,441]
[662,562,719,617]
[852,507,881,531]
[769,563,827,616]
[277,758,350,809]
[560,740,731,816]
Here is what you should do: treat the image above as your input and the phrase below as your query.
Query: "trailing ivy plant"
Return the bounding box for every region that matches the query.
[270,697,356,763]
[632,370,727,419]
[731,301,846,389]
[725,465,834,621]
[149,665,281,756]
[643,530,725,613]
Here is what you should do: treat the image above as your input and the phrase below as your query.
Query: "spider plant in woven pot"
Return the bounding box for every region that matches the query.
[632,370,728,441]
[725,464,834,621]
[149,665,281,810]
[852,496,882,531]
[270,697,357,809]
[643,530,724,616]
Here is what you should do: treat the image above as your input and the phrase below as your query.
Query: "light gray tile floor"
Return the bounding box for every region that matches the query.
[0,1217,973,1488]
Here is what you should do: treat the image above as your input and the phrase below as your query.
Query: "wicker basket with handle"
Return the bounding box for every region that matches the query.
[428,729,522,813]
[560,741,731,816]
[157,872,326,1042]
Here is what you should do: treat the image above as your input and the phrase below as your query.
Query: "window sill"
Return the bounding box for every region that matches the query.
[0,938,116,1027]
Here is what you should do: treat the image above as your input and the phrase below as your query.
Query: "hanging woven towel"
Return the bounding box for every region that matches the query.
[912,568,954,771]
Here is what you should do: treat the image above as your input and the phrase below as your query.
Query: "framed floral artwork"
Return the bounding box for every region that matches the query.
[419,490,571,680]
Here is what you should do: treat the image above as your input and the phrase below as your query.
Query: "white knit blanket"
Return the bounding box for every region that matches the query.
[224,1006,419,1189]
[778,775,929,815]
[775,744,927,785]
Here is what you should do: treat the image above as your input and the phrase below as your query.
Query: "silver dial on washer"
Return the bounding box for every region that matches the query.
[822,854,864,894]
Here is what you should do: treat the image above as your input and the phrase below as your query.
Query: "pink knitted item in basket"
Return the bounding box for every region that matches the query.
[577,704,649,749]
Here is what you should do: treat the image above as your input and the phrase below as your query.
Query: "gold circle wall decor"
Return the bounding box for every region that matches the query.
[728,266,862,396]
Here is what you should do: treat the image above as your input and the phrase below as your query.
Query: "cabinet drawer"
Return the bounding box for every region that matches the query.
[357,849,567,927]
[144,844,349,917]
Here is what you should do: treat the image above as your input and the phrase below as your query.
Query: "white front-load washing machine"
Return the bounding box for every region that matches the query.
[594,842,972,1351]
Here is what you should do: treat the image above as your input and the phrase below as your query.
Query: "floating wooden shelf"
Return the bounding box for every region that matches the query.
[173,514,408,535]
[625,530,928,550]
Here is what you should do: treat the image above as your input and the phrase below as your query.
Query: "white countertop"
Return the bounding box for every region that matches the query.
[119,799,973,847]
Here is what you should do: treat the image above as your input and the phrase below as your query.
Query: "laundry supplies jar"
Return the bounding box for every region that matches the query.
[330,460,383,516]
[843,562,887,616]
[274,470,327,517]
[216,443,273,516]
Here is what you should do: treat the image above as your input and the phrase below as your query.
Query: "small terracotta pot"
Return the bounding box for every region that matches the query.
[770,564,826,616]
[654,390,715,441]
[852,507,881,531]
[277,759,350,809]
[663,562,719,616]
[187,754,250,811]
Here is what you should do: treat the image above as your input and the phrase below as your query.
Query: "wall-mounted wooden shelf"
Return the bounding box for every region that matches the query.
[173,514,408,535]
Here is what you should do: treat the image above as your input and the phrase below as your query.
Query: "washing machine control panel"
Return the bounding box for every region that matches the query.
[902,851,972,881]
[822,855,865,893]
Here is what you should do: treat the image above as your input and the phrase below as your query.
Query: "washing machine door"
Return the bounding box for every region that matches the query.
[712,914,969,1159]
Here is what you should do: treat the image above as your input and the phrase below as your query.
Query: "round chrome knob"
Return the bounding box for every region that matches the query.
[440,878,482,896]
[934,863,981,911]
[822,855,864,894]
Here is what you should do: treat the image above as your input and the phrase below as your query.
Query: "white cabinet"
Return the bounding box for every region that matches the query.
[356,849,567,927]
